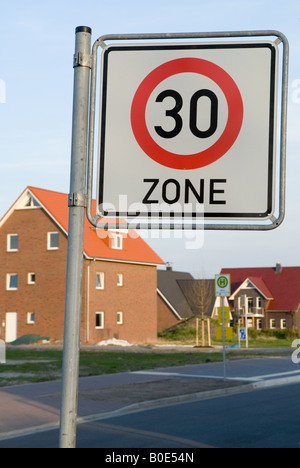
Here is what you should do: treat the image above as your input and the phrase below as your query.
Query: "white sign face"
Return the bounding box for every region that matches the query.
[215,274,231,297]
[97,42,278,221]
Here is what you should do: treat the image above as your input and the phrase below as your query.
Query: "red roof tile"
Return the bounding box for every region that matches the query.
[26,187,165,265]
[221,267,300,311]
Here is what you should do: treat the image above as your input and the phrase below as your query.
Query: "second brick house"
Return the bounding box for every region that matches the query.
[0,186,165,344]
[216,265,300,331]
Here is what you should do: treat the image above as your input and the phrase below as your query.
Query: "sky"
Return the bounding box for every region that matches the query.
[1,0,300,278]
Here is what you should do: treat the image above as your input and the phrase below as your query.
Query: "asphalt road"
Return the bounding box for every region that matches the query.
[76,382,300,449]
[0,355,299,448]
[0,381,299,448]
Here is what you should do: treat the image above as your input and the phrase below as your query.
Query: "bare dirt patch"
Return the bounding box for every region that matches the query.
[78,377,246,405]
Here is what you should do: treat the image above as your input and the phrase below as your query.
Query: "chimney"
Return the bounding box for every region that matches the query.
[166,262,173,271]
[275,263,282,274]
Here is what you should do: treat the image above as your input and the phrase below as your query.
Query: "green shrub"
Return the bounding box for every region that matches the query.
[248,328,298,340]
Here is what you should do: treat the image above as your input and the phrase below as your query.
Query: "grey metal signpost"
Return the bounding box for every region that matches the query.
[59,26,92,449]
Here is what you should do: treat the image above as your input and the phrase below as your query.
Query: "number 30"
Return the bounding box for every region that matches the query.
[154,88,218,139]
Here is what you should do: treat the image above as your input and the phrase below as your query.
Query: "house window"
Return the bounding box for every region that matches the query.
[280,319,287,329]
[28,273,36,285]
[96,273,105,290]
[270,318,276,329]
[111,233,123,250]
[257,319,262,330]
[117,311,123,325]
[7,234,19,252]
[247,297,254,313]
[47,232,59,250]
[256,297,262,309]
[27,313,35,324]
[25,196,40,208]
[6,274,18,290]
[117,274,123,287]
[96,312,104,329]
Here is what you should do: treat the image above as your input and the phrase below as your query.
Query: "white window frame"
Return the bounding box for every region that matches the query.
[6,274,18,291]
[117,311,123,325]
[111,233,123,250]
[257,318,262,330]
[280,318,287,329]
[247,297,254,312]
[256,297,262,309]
[117,273,124,287]
[28,273,36,285]
[25,196,40,208]
[96,272,105,290]
[47,232,59,250]
[27,312,35,324]
[96,312,104,329]
[7,234,19,252]
[270,318,276,329]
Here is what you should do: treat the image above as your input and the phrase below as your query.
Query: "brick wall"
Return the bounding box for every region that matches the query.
[83,259,158,344]
[157,295,179,333]
[0,207,158,344]
[0,207,67,341]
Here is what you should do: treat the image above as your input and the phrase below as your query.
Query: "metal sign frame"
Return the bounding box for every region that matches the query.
[86,30,289,231]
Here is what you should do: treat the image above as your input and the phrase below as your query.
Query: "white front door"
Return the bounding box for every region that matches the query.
[5,313,17,343]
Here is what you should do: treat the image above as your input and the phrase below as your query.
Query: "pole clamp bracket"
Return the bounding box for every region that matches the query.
[73,52,92,69]
[68,192,87,208]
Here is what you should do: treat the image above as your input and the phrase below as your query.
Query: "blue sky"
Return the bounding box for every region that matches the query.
[1,0,300,277]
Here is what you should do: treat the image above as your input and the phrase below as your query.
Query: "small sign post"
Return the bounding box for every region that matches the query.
[240,294,249,348]
[215,275,231,380]
[239,327,247,348]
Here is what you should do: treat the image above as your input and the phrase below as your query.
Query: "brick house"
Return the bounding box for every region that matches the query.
[0,187,164,344]
[218,265,300,331]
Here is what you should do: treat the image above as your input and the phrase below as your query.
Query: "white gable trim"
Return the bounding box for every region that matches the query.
[229,278,273,301]
[0,188,68,237]
[0,188,28,229]
[157,288,183,321]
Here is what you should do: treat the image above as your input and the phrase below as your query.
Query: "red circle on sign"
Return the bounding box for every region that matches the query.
[131,57,244,170]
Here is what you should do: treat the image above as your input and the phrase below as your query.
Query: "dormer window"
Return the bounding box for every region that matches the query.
[111,233,123,250]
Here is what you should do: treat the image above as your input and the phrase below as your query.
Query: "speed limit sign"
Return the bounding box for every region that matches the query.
[131,57,244,170]
[97,38,282,224]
